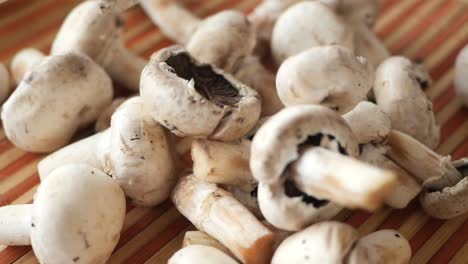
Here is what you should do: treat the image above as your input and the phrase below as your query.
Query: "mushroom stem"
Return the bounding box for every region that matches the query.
[10,48,45,85]
[182,231,234,259]
[0,204,32,246]
[290,147,397,210]
[386,130,463,185]
[106,45,147,92]
[139,0,201,44]
[172,175,275,264]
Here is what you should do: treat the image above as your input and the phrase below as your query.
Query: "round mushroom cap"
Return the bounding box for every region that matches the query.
[271,1,354,65]
[347,230,411,264]
[168,245,239,264]
[258,181,342,231]
[420,158,468,219]
[0,62,10,105]
[140,45,261,141]
[105,96,175,206]
[187,10,256,72]
[51,0,121,67]
[1,52,113,153]
[374,56,440,149]
[271,221,359,264]
[31,164,126,264]
[455,44,468,107]
[10,48,46,85]
[276,46,373,114]
[251,105,359,185]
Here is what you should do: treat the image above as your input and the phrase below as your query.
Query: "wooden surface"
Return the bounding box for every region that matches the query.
[0,0,467,263]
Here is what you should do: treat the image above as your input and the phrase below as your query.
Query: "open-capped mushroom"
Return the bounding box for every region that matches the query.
[374,56,440,149]
[182,231,234,258]
[455,44,468,107]
[52,0,146,91]
[1,52,113,153]
[0,164,126,264]
[38,97,176,206]
[271,1,354,65]
[0,62,10,105]
[169,245,239,264]
[276,46,373,114]
[251,105,397,230]
[140,46,261,141]
[10,48,46,85]
[95,96,127,132]
[172,175,275,264]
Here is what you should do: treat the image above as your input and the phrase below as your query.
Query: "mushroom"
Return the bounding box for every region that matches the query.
[0,62,10,105]
[323,0,379,27]
[98,0,139,12]
[182,231,234,258]
[169,245,239,264]
[250,105,397,230]
[51,0,146,91]
[420,158,468,219]
[353,21,390,69]
[272,222,411,264]
[95,96,127,132]
[374,56,440,149]
[1,52,113,153]
[271,1,354,65]
[140,46,261,141]
[276,45,373,114]
[38,97,176,206]
[0,164,126,264]
[172,175,275,264]
[224,184,262,218]
[10,48,46,85]
[454,44,468,107]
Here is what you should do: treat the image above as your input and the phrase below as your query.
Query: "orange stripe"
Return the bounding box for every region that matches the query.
[440,109,468,142]
[123,217,190,263]
[0,0,29,18]
[0,246,30,264]
[0,153,38,181]
[377,0,426,37]
[0,139,13,154]
[429,219,468,264]
[433,85,455,113]
[378,201,419,230]
[410,219,445,252]
[381,0,401,14]
[346,211,372,228]
[1,173,39,205]
[389,0,456,54]
[451,138,468,160]
[430,36,468,78]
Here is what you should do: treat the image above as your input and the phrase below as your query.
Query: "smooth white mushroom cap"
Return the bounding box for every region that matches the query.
[1,52,113,153]
[271,1,354,65]
[168,245,239,264]
[31,164,126,264]
[276,46,373,114]
[10,48,45,85]
[455,44,468,107]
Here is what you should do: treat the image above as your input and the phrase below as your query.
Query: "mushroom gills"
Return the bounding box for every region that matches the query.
[165,53,241,107]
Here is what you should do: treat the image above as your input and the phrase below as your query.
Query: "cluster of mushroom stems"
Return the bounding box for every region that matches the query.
[0,0,467,263]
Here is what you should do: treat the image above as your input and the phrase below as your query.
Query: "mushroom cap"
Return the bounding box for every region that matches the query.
[10,48,45,85]
[420,158,468,219]
[168,245,239,264]
[347,230,411,264]
[140,45,261,141]
[374,56,440,149]
[105,96,175,206]
[51,0,121,67]
[454,44,468,107]
[187,10,256,72]
[271,1,354,65]
[1,52,113,153]
[0,62,10,105]
[31,164,126,264]
[276,46,373,114]
[271,221,359,264]
[251,105,359,185]
[258,181,342,231]
[342,101,391,144]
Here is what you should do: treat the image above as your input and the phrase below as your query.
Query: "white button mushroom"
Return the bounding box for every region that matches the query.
[0,164,126,264]
[276,45,374,114]
[98,0,138,12]
[51,0,146,91]
[271,1,355,65]
[172,175,275,264]
[374,56,440,149]
[169,245,239,264]
[1,52,113,153]
[140,46,261,141]
[455,44,468,107]
[0,62,11,105]
[10,48,46,86]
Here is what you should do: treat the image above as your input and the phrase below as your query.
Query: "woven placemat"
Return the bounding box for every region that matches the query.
[0,0,467,263]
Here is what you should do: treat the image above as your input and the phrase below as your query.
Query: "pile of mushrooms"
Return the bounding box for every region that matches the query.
[0,0,466,263]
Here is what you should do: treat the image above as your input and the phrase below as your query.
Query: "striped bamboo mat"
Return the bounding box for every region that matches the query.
[0,0,467,263]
